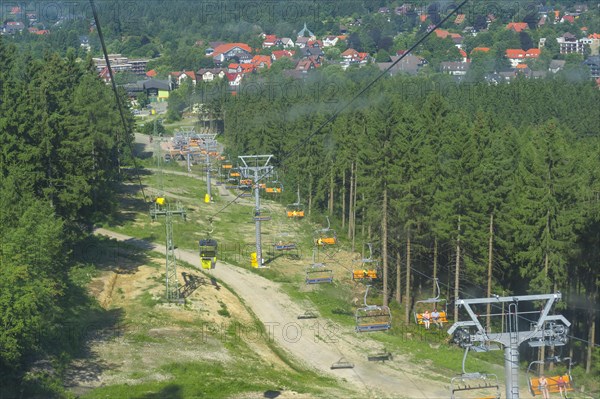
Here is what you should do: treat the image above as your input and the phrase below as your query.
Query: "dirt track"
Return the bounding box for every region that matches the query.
[95,228,449,399]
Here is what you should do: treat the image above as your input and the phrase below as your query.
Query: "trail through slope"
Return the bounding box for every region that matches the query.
[95,228,449,399]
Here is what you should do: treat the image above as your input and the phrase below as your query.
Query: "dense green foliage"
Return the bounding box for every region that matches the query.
[0,36,130,393]
[220,68,600,368]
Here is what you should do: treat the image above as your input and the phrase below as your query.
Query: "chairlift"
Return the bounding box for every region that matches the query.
[367,350,393,362]
[221,160,233,169]
[297,310,318,319]
[286,186,305,218]
[305,247,333,284]
[352,243,379,280]
[527,357,573,397]
[238,184,252,198]
[253,208,271,222]
[265,180,283,194]
[314,216,337,246]
[274,241,296,251]
[305,265,333,284]
[199,220,217,270]
[355,285,392,332]
[450,347,501,399]
[414,278,448,327]
[330,357,354,369]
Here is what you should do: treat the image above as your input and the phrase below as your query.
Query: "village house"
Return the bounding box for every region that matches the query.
[505,48,541,68]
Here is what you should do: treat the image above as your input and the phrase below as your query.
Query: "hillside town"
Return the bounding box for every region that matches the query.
[2,2,599,104]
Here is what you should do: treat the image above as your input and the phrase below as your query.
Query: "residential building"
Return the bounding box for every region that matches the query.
[93,54,149,75]
[323,36,339,47]
[583,56,600,78]
[211,43,252,66]
[377,55,427,76]
[557,33,586,54]
[549,60,566,73]
[196,68,226,82]
[505,48,541,67]
[506,22,529,33]
[170,71,197,86]
[441,61,470,76]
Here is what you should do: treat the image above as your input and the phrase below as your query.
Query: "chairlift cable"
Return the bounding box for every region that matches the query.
[89,0,147,203]
[207,0,468,220]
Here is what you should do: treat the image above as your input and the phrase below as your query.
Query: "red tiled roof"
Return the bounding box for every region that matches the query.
[271,50,295,59]
[459,49,467,58]
[420,14,427,22]
[251,55,272,68]
[562,15,575,23]
[506,22,528,32]
[434,29,462,40]
[516,63,528,69]
[146,69,157,77]
[589,33,600,39]
[341,48,359,57]
[505,48,540,59]
[471,47,491,53]
[212,42,252,56]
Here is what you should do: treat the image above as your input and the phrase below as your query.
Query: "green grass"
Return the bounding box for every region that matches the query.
[83,359,344,399]
[95,160,519,397]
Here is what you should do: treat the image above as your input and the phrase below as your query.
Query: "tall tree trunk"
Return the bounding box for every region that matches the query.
[586,282,597,373]
[539,249,550,373]
[433,238,438,297]
[396,250,401,304]
[342,169,346,229]
[405,229,412,324]
[308,172,313,217]
[361,194,365,238]
[454,217,461,322]
[486,212,494,331]
[328,165,334,215]
[348,162,354,239]
[352,164,357,252]
[382,185,388,307]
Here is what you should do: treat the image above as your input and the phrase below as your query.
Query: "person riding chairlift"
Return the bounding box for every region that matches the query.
[422,310,431,329]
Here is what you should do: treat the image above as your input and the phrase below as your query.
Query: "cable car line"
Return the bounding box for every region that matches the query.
[208,0,468,221]
[89,0,147,203]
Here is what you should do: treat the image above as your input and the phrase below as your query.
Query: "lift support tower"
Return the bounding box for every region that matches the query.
[150,126,186,302]
[448,293,570,399]
[238,155,274,267]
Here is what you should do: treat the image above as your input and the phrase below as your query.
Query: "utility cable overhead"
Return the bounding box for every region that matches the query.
[210,0,468,220]
[89,0,147,203]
